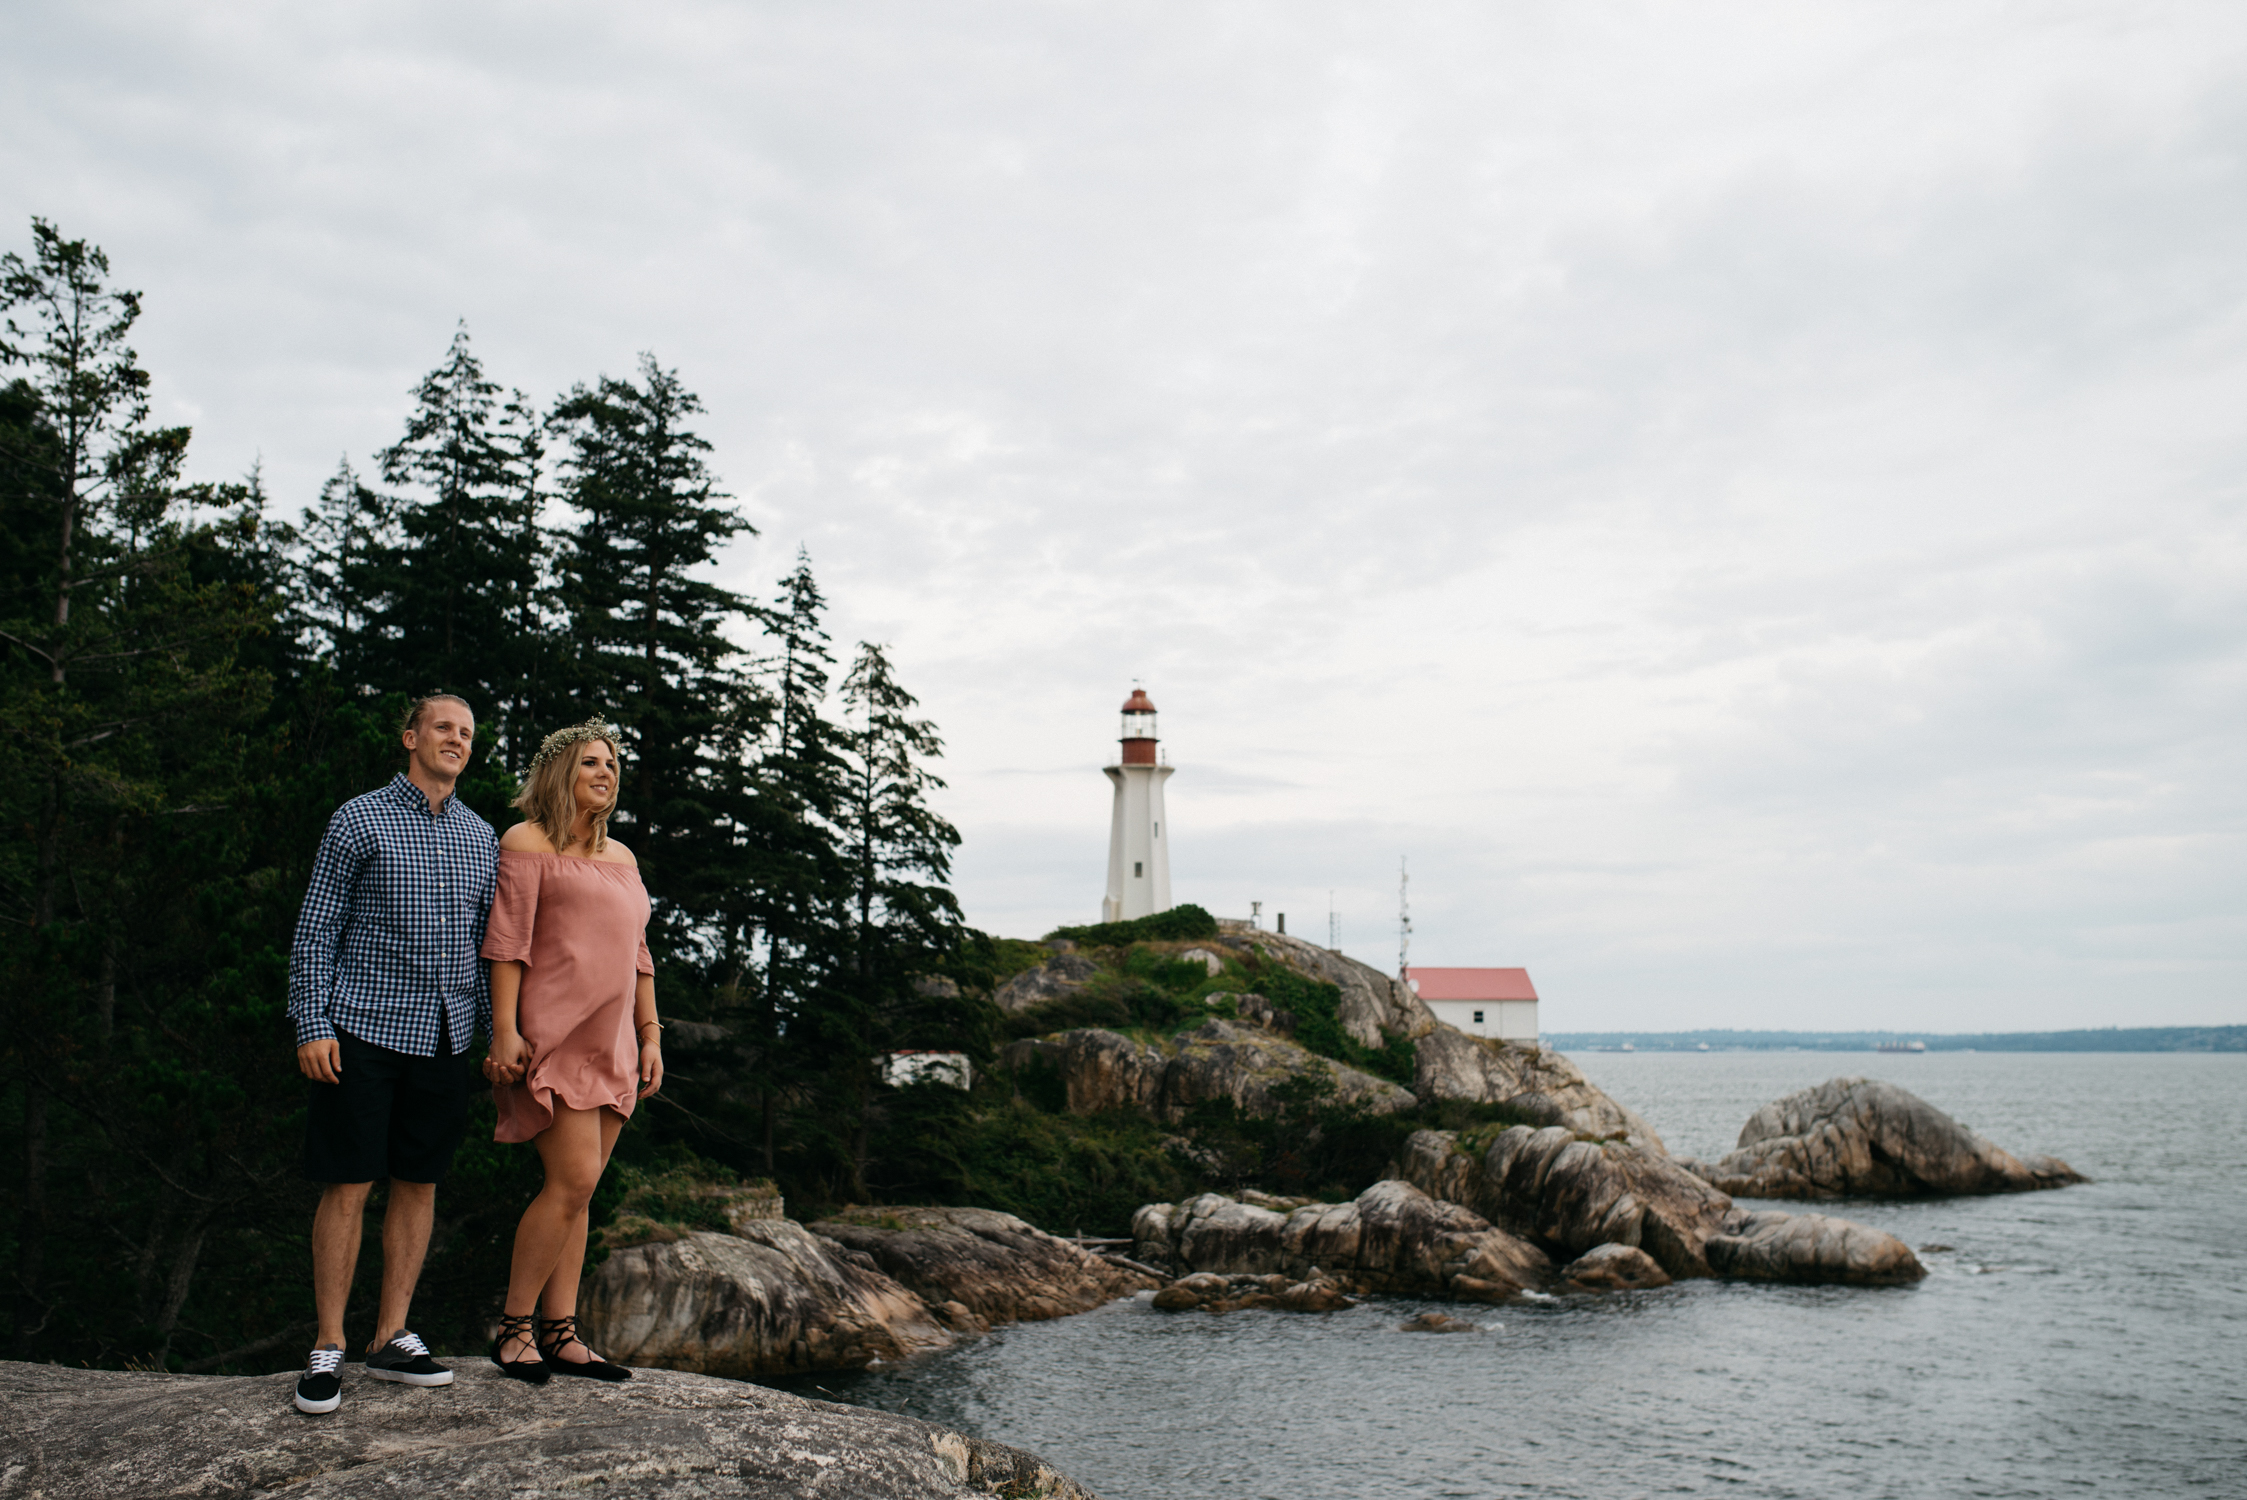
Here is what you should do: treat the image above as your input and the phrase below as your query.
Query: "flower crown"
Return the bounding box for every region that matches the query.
[528,716,624,774]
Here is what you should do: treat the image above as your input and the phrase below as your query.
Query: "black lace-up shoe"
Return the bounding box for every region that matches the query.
[366,1329,453,1386]
[294,1344,345,1414]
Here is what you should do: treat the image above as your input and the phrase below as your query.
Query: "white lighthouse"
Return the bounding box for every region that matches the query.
[1101,687,1175,923]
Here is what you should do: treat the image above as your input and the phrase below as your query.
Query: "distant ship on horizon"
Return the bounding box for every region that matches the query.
[1876,1040,1928,1054]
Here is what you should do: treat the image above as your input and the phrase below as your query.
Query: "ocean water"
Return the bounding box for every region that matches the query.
[799,1052,2247,1499]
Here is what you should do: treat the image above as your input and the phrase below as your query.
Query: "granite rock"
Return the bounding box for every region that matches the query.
[809,1205,1157,1327]
[1413,1029,1667,1153]
[1132,1179,1553,1301]
[992,950,1102,1014]
[0,1360,1099,1499]
[1213,925,1439,1047]
[580,1218,954,1377]
[1705,1208,1926,1286]
[1557,1243,1673,1291]
[1399,1125,1732,1277]
[1697,1077,2087,1199]
[1002,1021,1415,1122]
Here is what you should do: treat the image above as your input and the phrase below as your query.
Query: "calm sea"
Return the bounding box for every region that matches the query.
[799,1052,2247,1499]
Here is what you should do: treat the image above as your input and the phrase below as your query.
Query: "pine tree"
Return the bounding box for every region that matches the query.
[830,641,968,1197]
[548,354,765,953]
[296,455,394,660]
[351,325,550,768]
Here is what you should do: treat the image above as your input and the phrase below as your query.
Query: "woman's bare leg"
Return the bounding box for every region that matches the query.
[499,1105,610,1361]
[536,1106,625,1362]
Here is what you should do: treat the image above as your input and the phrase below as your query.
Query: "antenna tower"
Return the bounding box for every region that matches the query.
[1397,857,1411,979]
[1328,890,1338,951]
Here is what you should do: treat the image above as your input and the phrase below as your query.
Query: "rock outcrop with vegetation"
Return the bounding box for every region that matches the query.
[807,1205,1158,1331]
[1212,924,1438,1047]
[1004,1019,1416,1121]
[1686,1077,2086,1199]
[0,1361,1100,1500]
[1412,1028,1667,1151]
[1399,1124,1924,1286]
[1132,1180,1554,1302]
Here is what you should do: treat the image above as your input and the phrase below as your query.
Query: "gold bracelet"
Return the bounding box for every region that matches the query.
[638,1020,663,1035]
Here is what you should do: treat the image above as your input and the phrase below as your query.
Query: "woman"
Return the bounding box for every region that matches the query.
[480,717,663,1383]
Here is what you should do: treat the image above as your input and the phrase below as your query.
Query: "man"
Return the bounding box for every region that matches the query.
[285,694,500,1415]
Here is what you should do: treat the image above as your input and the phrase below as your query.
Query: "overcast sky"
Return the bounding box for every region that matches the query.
[6,2,2242,1032]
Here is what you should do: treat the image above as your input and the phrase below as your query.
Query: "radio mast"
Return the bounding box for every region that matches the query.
[1397,857,1412,979]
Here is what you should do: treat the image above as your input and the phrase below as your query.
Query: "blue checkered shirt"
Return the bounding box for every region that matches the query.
[287,774,500,1055]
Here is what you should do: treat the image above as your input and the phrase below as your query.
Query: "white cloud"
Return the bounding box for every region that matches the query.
[3,0,2241,1028]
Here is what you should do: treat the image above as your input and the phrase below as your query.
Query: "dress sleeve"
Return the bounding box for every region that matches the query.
[481,853,540,965]
[635,931,655,976]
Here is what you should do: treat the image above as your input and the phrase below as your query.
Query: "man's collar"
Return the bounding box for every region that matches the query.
[388,772,453,817]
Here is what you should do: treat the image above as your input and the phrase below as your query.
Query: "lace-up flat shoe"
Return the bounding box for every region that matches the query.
[366,1329,453,1386]
[536,1314,632,1382]
[294,1345,345,1414]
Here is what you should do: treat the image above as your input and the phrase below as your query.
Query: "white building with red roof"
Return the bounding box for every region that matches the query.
[1405,967,1539,1043]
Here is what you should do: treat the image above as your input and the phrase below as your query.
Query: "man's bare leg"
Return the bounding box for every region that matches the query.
[370,1179,436,1349]
[312,1182,374,1349]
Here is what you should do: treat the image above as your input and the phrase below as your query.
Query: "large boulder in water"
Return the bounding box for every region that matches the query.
[1400,1124,1924,1288]
[1399,1125,1731,1276]
[1695,1077,2087,1199]
[0,1360,1101,1500]
[1413,1028,1667,1153]
[1132,1179,1554,1301]
[808,1205,1156,1330]
[1706,1209,1925,1286]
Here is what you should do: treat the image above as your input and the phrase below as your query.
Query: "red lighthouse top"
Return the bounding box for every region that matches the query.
[1118,688,1159,765]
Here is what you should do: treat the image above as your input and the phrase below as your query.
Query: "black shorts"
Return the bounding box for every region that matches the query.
[302,1028,471,1185]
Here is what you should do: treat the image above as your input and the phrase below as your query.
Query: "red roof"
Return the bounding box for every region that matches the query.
[1121,688,1156,714]
[1406,967,1538,1002]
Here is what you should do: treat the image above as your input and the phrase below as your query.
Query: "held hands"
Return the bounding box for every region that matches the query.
[483,1029,530,1086]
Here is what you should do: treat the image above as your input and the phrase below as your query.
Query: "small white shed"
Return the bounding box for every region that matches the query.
[1406,967,1540,1043]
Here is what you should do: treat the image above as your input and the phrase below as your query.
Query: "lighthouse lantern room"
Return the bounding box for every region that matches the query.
[1102,687,1175,923]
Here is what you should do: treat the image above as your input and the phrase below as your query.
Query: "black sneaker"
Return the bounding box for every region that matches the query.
[294,1345,345,1414]
[366,1329,453,1387]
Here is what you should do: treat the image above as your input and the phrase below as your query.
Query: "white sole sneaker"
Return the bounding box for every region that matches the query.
[293,1384,343,1414]
[366,1366,453,1387]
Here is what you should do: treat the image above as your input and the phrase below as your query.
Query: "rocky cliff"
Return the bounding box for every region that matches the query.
[1003,1018,1417,1119]
[1685,1077,2087,1199]
[0,1360,1099,1499]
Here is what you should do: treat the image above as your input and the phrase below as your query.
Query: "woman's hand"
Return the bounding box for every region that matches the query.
[638,1038,663,1098]
[485,1028,529,1085]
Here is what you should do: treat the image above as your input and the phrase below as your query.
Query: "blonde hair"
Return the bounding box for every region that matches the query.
[512,722,621,854]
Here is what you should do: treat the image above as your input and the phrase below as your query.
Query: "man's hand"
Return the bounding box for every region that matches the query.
[297,1039,343,1084]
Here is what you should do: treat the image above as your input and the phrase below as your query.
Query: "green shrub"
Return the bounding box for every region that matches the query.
[1046,903,1219,947]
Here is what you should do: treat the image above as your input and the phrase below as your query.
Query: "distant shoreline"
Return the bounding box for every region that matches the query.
[1544,1025,2245,1054]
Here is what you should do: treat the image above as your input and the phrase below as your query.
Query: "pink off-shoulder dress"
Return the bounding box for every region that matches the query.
[480,849,655,1142]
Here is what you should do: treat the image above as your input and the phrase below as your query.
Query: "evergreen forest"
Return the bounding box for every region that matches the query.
[0,218,1449,1375]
